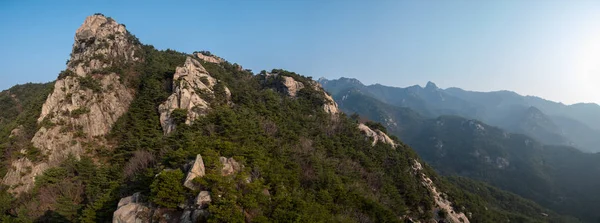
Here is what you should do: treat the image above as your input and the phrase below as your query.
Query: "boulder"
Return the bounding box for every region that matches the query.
[196,53,224,64]
[183,154,206,190]
[112,193,151,223]
[282,76,304,97]
[195,191,212,208]
[220,157,242,176]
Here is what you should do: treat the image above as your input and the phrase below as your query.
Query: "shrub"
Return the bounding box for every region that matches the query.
[78,76,102,93]
[170,109,188,125]
[58,70,76,80]
[124,150,155,178]
[71,107,91,118]
[200,76,210,86]
[150,169,186,208]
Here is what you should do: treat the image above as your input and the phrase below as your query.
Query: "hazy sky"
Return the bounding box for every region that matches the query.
[1,1,599,104]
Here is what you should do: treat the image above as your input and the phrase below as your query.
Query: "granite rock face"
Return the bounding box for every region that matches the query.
[357,123,396,147]
[412,160,470,223]
[184,154,206,190]
[158,57,231,134]
[196,52,224,64]
[195,191,212,208]
[112,192,151,223]
[219,156,242,176]
[282,76,305,97]
[271,74,339,115]
[3,14,139,194]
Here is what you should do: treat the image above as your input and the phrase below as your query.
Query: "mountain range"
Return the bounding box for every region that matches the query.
[320,77,600,153]
[320,77,600,222]
[1,14,583,223]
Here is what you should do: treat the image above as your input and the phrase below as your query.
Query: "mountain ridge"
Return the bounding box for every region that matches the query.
[322,79,600,222]
[320,78,600,153]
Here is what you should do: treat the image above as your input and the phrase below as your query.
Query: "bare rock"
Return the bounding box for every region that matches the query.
[117,192,143,208]
[9,125,24,138]
[282,76,305,97]
[357,123,396,148]
[159,57,230,134]
[195,191,212,208]
[184,154,206,190]
[2,158,48,193]
[196,53,224,64]
[70,14,140,76]
[113,193,151,223]
[277,75,339,114]
[309,81,339,115]
[412,159,470,223]
[322,92,339,114]
[219,157,242,176]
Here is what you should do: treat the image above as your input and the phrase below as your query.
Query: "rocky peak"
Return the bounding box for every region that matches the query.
[159,57,231,134]
[339,77,364,85]
[3,14,138,194]
[425,81,439,90]
[75,14,123,41]
[68,14,140,76]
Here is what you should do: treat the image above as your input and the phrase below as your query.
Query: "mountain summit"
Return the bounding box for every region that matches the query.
[425,81,439,90]
[3,14,141,194]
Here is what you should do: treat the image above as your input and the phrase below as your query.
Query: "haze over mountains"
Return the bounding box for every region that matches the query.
[320,77,600,221]
[320,77,600,153]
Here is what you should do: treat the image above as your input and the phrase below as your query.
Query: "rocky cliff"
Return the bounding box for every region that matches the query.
[3,14,140,194]
[358,123,396,147]
[270,72,339,115]
[412,160,470,223]
[158,56,231,134]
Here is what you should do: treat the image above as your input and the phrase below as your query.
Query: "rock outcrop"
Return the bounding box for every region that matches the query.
[184,154,206,190]
[358,123,396,148]
[219,156,242,176]
[112,154,244,223]
[196,53,224,64]
[282,76,304,97]
[158,57,231,134]
[113,192,151,223]
[8,125,24,138]
[195,191,212,208]
[3,14,139,194]
[112,192,208,223]
[272,74,339,114]
[412,160,470,223]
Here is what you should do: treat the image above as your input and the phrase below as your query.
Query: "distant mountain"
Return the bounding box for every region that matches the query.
[321,78,600,153]
[324,86,600,222]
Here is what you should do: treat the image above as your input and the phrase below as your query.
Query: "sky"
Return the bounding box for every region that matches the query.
[0,0,599,105]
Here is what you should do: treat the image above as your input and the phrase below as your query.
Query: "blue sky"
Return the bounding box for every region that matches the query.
[1,0,599,104]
